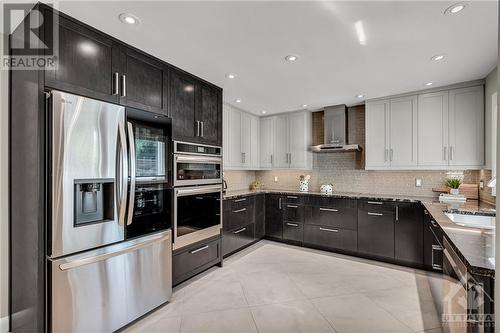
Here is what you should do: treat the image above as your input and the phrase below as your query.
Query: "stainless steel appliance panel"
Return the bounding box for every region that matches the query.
[50,230,172,333]
[51,90,127,258]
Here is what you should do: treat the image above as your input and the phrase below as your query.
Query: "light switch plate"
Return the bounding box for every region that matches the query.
[415,178,422,187]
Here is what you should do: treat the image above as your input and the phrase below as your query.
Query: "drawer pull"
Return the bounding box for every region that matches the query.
[233,208,247,213]
[430,220,438,228]
[367,212,383,216]
[319,208,339,212]
[234,198,247,203]
[286,223,299,227]
[233,227,247,234]
[287,196,299,199]
[367,201,383,205]
[319,227,338,233]
[287,205,298,208]
[190,245,209,254]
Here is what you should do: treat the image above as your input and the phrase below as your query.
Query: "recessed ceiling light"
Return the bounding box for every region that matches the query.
[354,21,367,45]
[301,104,308,108]
[356,94,365,99]
[444,3,467,15]
[431,54,446,61]
[119,13,140,25]
[225,73,236,79]
[425,82,434,86]
[261,110,267,114]
[285,55,299,62]
[235,99,242,103]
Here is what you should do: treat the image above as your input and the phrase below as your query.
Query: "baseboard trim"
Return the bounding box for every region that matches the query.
[0,315,9,333]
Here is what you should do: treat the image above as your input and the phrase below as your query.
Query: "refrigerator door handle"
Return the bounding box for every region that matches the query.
[117,120,129,225]
[126,122,137,226]
[58,232,171,271]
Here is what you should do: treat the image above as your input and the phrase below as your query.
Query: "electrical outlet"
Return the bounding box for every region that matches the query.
[479,180,484,189]
[274,176,279,183]
[415,178,422,187]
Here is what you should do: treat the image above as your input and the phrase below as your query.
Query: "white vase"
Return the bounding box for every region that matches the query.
[450,188,460,195]
[299,180,309,192]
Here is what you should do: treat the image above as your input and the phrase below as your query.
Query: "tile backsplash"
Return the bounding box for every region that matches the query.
[226,153,491,199]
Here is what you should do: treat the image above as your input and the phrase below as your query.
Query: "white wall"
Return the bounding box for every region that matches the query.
[0,31,9,333]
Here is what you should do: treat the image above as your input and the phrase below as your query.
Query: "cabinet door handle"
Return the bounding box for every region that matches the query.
[449,146,453,161]
[270,154,273,165]
[319,227,338,233]
[113,72,119,95]
[385,149,388,162]
[367,201,383,205]
[278,198,282,210]
[390,149,394,161]
[196,121,201,137]
[287,196,298,199]
[233,227,247,234]
[200,121,204,137]
[443,147,447,161]
[234,198,246,203]
[233,208,247,213]
[395,206,399,221]
[120,75,126,97]
[367,212,383,216]
[287,205,298,208]
[190,245,209,254]
[286,223,299,227]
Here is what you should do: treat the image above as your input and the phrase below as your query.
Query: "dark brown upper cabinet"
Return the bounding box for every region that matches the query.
[170,70,198,142]
[45,14,121,103]
[197,83,222,146]
[118,47,169,114]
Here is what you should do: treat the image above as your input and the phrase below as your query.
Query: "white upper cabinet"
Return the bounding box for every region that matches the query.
[288,111,312,169]
[260,117,275,169]
[366,96,417,169]
[365,100,390,168]
[273,115,290,168]
[448,86,484,168]
[223,103,260,170]
[417,91,449,167]
[390,96,417,168]
[367,84,485,170]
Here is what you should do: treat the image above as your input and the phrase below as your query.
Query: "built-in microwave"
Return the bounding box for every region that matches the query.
[173,141,222,187]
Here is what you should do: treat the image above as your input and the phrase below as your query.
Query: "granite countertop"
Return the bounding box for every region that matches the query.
[223,188,496,276]
[421,200,495,276]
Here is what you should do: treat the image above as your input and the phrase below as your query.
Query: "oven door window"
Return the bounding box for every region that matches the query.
[176,162,221,181]
[134,124,167,179]
[176,192,220,237]
[126,184,172,239]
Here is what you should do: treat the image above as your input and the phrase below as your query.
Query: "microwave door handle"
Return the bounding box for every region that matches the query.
[116,120,128,226]
[126,122,136,226]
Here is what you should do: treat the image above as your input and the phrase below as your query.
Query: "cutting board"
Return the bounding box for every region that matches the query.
[432,183,478,200]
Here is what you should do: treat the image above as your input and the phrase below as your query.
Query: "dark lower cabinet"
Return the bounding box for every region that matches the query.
[223,223,255,256]
[283,203,305,223]
[265,194,283,240]
[254,194,266,239]
[173,236,222,285]
[282,222,303,243]
[358,209,395,259]
[303,225,357,252]
[307,199,358,230]
[423,209,443,271]
[395,203,423,265]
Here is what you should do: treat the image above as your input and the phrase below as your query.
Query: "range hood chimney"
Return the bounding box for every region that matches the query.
[311,104,361,153]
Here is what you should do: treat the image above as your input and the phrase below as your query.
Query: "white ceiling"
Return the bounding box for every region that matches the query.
[54,1,498,115]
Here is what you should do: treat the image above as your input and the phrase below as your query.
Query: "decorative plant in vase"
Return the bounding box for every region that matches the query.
[250,180,264,190]
[444,178,462,195]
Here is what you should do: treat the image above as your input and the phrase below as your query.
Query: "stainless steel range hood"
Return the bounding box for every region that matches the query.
[311,104,361,153]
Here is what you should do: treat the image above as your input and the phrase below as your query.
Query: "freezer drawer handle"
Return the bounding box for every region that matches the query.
[320,208,339,212]
[190,245,209,254]
[58,233,170,271]
[319,227,339,233]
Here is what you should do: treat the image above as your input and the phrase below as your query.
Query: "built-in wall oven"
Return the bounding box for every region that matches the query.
[173,141,222,187]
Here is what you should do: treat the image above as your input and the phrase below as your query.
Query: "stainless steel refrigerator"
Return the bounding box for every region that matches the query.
[47,90,172,333]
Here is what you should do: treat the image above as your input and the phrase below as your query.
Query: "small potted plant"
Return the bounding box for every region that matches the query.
[444,178,462,195]
[250,180,264,190]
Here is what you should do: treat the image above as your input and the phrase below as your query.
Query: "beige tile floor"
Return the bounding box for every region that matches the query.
[122,240,444,333]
